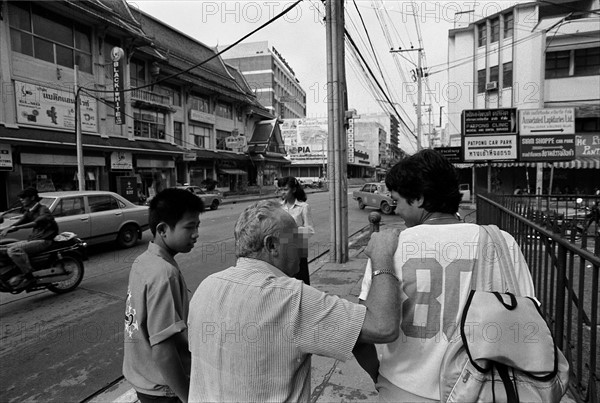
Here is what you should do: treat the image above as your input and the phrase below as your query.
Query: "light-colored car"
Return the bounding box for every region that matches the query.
[0,191,149,248]
[352,182,397,215]
[176,186,223,210]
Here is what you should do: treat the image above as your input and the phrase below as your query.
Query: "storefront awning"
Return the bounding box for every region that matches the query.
[549,157,599,169]
[453,157,599,169]
[219,169,248,175]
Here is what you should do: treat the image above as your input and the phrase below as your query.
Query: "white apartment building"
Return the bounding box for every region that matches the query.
[447,0,599,194]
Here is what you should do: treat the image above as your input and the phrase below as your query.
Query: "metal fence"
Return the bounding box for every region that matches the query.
[477,194,599,403]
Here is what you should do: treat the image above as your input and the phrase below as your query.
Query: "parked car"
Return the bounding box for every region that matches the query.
[176,186,222,210]
[0,191,149,248]
[352,182,397,215]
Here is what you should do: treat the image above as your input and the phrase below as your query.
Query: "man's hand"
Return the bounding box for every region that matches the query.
[0,227,13,238]
[364,229,400,272]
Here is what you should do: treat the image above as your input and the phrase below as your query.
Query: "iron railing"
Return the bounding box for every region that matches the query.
[477,194,599,403]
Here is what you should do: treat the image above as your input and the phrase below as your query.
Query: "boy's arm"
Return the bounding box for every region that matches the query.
[354,298,380,383]
[353,341,380,383]
[151,332,190,403]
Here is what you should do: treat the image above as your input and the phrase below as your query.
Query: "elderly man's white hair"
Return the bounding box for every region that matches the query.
[234,200,291,258]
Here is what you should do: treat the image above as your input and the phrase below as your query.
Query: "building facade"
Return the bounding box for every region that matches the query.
[220,41,307,119]
[447,0,599,194]
[0,0,286,208]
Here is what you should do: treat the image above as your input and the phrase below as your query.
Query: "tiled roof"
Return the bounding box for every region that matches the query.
[64,0,147,39]
[134,11,247,96]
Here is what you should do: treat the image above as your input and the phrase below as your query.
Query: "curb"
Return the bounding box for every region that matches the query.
[221,189,327,206]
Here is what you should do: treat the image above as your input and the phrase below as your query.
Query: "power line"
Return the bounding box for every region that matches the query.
[345,29,417,141]
[80,0,302,95]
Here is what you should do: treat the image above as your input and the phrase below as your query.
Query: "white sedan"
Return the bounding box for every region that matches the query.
[0,191,149,248]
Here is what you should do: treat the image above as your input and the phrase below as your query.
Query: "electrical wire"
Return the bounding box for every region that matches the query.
[79,0,302,95]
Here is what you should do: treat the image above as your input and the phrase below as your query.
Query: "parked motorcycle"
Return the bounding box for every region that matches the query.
[0,230,87,295]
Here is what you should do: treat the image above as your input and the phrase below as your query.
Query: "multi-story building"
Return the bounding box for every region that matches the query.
[0,0,286,208]
[220,41,307,119]
[447,0,599,194]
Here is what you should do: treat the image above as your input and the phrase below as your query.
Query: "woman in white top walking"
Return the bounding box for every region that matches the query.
[278,176,314,285]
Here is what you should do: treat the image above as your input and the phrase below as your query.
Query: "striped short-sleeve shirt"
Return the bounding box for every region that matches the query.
[188,257,366,402]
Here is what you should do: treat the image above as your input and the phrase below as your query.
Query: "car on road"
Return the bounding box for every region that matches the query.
[176,185,223,210]
[352,182,397,215]
[0,191,149,248]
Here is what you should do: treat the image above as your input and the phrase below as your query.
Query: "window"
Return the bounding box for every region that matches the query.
[216,130,230,150]
[133,108,166,140]
[8,2,92,73]
[503,62,513,88]
[190,125,211,148]
[53,197,85,217]
[477,23,487,47]
[88,196,119,213]
[174,122,183,146]
[216,102,233,119]
[490,65,499,83]
[545,51,570,78]
[190,95,210,113]
[504,13,514,38]
[490,18,500,43]
[130,59,146,87]
[477,69,486,93]
[574,47,600,76]
[575,118,600,132]
[157,85,181,107]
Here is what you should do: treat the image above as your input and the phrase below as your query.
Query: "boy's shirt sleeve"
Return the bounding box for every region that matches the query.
[146,272,187,346]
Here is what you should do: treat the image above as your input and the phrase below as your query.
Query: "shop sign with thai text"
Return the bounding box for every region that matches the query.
[15,80,97,132]
[463,135,517,161]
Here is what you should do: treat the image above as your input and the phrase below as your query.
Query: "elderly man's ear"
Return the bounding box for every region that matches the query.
[264,235,280,257]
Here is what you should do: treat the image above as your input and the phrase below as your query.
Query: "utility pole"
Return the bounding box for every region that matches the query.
[74,64,85,191]
[428,104,432,148]
[326,0,348,263]
[390,47,424,150]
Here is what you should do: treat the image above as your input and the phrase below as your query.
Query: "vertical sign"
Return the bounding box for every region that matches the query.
[111,47,125,125]
[347,118,355,163]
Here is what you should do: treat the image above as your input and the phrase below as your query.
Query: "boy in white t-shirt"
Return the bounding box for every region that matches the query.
[355,149,536,402]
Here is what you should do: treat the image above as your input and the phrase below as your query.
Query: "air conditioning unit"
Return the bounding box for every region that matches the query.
[486,81,498,91]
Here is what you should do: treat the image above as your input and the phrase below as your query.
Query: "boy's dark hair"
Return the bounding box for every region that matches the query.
[149,188,205,236]
[277,176,307,202]
[385,149,461,214]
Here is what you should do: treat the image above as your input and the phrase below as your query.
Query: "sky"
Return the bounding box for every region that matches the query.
[128,1,528,132]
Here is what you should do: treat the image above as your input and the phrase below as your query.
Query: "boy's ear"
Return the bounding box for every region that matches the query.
[263,234,279,256]
[156,221,169,237]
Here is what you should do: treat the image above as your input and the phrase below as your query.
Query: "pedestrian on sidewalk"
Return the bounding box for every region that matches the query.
[278,176,314,285]
[357,149,536,402]
[123,188,204,403]
[187,200,401,402]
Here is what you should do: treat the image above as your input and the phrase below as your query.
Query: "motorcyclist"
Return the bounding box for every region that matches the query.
[0,187,58,288]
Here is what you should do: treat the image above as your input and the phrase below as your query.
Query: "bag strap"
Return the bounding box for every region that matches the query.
[495,363,519,403]
[482,225,521,296]
[472,226,496,291]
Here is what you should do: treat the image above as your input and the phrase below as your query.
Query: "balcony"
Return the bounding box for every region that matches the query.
[131,89,172,110]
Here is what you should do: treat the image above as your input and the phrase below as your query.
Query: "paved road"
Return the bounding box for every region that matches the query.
[0,191,400,402]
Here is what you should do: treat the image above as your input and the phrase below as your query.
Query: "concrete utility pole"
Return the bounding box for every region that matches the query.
[326,0,349,263]
[74,64,85,191]
[390,47,424,150]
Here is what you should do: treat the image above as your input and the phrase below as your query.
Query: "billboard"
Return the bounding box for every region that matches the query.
[15,80,97,132]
